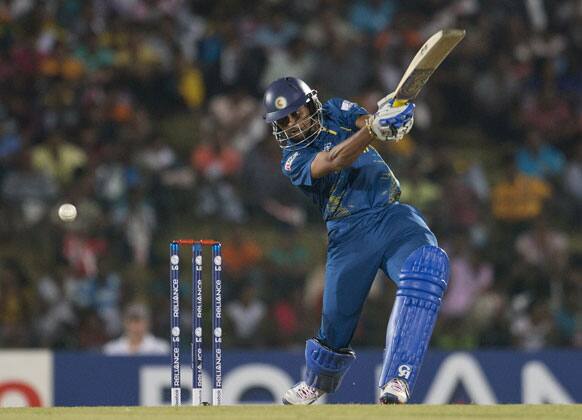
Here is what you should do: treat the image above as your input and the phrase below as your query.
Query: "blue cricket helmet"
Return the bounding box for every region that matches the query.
[264,77,313,123]
[263,77,322,150]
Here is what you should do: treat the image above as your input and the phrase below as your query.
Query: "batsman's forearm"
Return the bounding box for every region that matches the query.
[329,125,374,167]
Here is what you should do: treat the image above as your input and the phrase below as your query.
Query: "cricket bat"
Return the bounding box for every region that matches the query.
[377,29,466,109]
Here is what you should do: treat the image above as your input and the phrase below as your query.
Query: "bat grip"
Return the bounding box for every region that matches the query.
[392,99,408,107]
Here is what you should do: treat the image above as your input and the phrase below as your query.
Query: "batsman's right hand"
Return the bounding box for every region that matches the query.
[367,101,415,142]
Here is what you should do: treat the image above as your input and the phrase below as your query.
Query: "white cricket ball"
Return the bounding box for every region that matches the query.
[58,203,77,222]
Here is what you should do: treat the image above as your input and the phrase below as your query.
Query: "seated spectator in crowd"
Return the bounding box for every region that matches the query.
[399,162,442,216]
[177,57,205,109]
[2,150,58,228]
[62,227,108,279]
[260,37,315,90]
[564,142,582,201]
[0,118,23,177]
[35,268,77,348]
[510,296,554,350]
[491,155,552,223]
[515,217,569,272]
[221,227,264,287]
[241,138,308,227]
[191,129,245,222]
[31,131,87,186]
[103,303,168,355]
[520,84,575,143]
[111,187,157,267]
[441,235,494,320]
[78,309,109,350]
[268,287,306,348]
[253,12,299,50]
[349,0,396,35]
[264,229,309,294]
[0,259,36,347]
[225,282,267,347]
[560,255,582,347]
[516,129,565,180]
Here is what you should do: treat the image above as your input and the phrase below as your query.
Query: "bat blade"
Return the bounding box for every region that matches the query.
[378,29,466,109]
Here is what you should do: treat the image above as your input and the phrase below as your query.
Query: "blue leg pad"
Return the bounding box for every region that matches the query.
[379,245,449,393]
[304,338,356,393]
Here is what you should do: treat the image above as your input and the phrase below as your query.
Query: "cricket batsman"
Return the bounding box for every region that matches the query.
[263,77,449,404]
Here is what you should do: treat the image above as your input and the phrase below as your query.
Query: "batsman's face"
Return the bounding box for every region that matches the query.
[276,105,312,140]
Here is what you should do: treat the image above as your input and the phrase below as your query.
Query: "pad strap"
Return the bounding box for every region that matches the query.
[304,338,356,393]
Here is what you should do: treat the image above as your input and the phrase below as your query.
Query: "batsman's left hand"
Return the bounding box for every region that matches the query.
[367,101,415,142]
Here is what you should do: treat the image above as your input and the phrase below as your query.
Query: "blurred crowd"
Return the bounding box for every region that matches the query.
[0,0,581,352]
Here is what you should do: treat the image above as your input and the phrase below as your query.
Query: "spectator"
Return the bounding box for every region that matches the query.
[304,9,359,49]
[62,229,108,279]
[313,38,371,99]
[177,57,205,109]
[78,309,110,351]
[35,269,77,348]
[253,12,299,50]
[510,297,554,350]
[103,303,169,355]
[515,217,569,272]
[473,284,512,347]
[191,129,245,222]
[261,37,315,90]
[268,287,305,348]
[349,0,396,35]
[0,118,23,177]
[241,138,308,227]
[398,161,442,216]
[31,131,87,186]
[264,229,310,294]
[564,141,582,200]
[0,259,36,347]
[221,227,264,286]
[225,282,267,347]
[516,129,565,180]
[558,255,582,347]
[441,236,494,320]
[1,150,58,228]
[112,187,158,267]
[491,156,552,223]
[519,84,575,144]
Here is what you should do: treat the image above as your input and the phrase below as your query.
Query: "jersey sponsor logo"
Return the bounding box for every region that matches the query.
[341,100,355,111]
[324,142,332,151]
[284,152,299,171]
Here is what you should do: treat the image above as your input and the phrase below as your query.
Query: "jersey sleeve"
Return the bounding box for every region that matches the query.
[281,149,318,187]
[324,98,369,131]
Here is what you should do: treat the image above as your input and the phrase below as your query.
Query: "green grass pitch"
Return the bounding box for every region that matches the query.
[0,405,580,420]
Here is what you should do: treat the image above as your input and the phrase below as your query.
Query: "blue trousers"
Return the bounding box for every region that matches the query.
[318,203,437,349]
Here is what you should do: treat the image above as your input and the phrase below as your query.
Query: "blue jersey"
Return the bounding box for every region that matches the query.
[281,98,401,222]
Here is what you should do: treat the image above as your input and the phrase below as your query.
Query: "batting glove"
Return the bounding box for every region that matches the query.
[367,101,415,142]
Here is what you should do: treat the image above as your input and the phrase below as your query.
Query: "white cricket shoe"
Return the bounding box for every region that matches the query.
[282,382,325,405]
[379,378,410,404]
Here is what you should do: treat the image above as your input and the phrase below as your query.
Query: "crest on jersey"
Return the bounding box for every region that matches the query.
[275,96,288,109]
[341,100,355,111]
[284,152,299,171]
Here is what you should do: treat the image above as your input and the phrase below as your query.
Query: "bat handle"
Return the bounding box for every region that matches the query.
[376,92,408,110]
[392,99,408,107]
